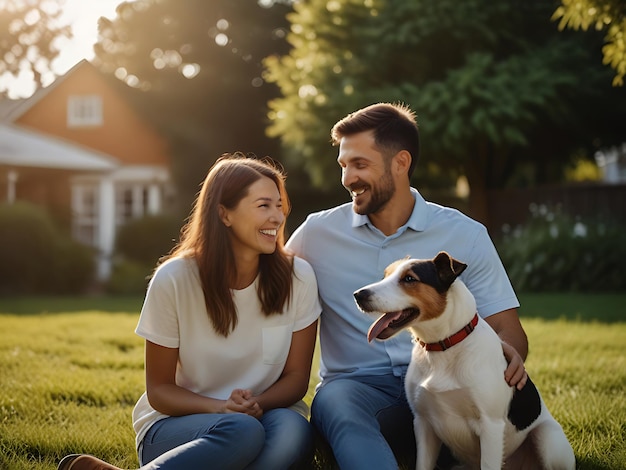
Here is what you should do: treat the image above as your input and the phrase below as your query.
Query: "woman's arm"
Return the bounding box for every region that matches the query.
[253,320,318,412]
[144,340,258,416]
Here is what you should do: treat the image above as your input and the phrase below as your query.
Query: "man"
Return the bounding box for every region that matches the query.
[286,102,528,469]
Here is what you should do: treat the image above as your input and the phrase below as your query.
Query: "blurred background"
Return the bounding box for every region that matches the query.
[1,0,625,296]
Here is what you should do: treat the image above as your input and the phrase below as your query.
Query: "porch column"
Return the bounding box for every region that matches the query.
[97,176,116,281]
[147,182,161,214]
[132,185,144,218]
[7,170,18,204]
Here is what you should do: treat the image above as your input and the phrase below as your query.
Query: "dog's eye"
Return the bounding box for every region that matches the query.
[402,275,417,283]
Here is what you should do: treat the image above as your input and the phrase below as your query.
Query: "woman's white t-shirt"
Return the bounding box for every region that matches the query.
[132,255,321,449]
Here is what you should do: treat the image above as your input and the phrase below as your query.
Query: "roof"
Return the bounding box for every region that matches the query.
[1,60,92,124]
[0,123,118,171]
[0,99,25,121]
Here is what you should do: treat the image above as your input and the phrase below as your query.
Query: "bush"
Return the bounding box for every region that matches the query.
[497,204,626,292]
[108,215,181,294]
[107,260,152,295]
[51,237,96,294]
[0,202,95,294]
[114,215,181,266]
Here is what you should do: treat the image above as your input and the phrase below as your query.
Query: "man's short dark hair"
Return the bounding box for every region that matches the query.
[331,102,420,178]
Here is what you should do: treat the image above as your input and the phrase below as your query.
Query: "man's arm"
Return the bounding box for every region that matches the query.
[485,308,528,390]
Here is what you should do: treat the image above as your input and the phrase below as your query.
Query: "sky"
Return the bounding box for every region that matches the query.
[1,0,124,99]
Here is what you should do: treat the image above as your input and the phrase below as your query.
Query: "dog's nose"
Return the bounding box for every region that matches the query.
[353,289,370,304]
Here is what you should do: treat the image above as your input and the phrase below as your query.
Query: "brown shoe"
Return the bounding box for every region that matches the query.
[57,454,124,470]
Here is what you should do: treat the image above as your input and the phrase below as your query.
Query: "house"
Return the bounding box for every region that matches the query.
[0,60,172,281]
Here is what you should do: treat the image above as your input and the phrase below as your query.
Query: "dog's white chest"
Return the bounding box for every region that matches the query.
[405,340,500,416]
[405,328,516,456]
[411,325,511,388]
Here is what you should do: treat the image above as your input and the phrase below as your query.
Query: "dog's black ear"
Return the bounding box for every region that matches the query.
[433,251,467,288]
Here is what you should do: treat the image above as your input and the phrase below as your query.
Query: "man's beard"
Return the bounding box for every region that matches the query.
[353,172,395,215]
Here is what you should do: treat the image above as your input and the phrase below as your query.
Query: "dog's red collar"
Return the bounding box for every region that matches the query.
[419,313,479,351]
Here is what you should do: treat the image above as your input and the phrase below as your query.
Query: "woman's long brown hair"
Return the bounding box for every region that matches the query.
[161,152,294,336]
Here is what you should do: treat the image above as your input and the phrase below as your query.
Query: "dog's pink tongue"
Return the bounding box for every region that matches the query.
[367,312,402,342]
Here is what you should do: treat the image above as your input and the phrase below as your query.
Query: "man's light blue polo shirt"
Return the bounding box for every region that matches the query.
[286,188,519,384]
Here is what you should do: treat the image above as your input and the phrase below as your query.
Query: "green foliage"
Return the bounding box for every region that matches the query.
[519,292,626,322]
[264,0,626,216]
[1,302,625,469]
[114,214,180,266]
[107,260,152,295]
[0,312,144,470]
[0,202,95,295]
[108,214,181,294]
[0,202,57,293]
[409,46,578,154]
[0,0,71,96]
[564,154,602,182]
[498,204,626,292]
[51,236,97,295]
[0,295,142,315]
[552,0,626,86]
[522,318,626,469]
[93,0,292,210]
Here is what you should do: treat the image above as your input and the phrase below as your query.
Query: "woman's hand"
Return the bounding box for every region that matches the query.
[225,389,263,418]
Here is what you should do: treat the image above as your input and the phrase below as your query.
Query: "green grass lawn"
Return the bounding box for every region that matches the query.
[0,293,625,469]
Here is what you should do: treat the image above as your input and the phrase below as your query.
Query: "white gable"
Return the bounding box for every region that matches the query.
[0,123,118,171]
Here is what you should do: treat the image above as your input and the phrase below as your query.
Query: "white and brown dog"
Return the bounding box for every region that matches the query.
[354,252,575,470]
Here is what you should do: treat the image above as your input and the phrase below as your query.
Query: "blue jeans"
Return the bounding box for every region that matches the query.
[311,373,416,470]
[139,409,314,469]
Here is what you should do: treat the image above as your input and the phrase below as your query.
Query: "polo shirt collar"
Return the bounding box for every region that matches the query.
[351,187,428,232]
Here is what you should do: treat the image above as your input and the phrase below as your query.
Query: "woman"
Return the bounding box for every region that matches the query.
[58,153,321,470]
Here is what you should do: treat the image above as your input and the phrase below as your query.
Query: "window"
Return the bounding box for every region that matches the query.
[115,184,150,226]
[72,184,99,247]
[67,95,103,127]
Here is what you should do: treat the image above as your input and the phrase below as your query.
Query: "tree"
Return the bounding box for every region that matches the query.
[93,0,292,211]
[0,0,71,97]
[264,0,626,224]
[552,0,626,86]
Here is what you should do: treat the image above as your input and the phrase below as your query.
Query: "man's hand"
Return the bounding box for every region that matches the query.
[485,309,529,391]
[502,342,527,390]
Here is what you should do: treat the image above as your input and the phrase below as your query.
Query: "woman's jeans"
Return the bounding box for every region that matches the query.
[139,408,314,470]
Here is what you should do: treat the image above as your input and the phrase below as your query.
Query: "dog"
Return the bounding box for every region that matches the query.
[353,251,575,470]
